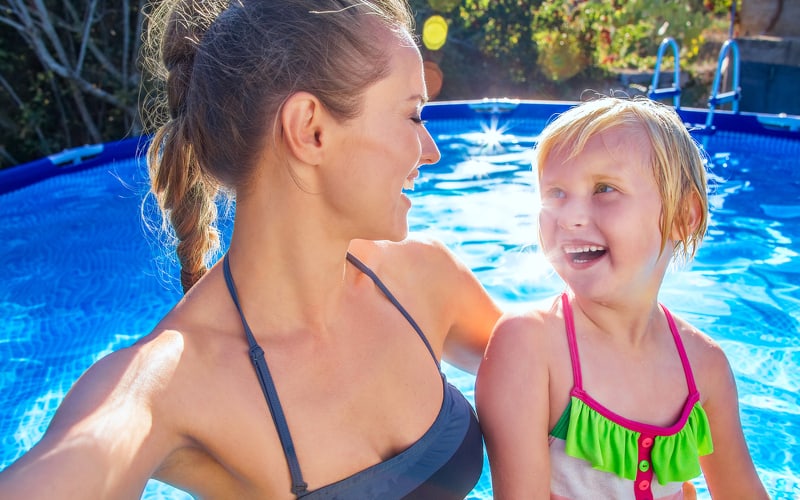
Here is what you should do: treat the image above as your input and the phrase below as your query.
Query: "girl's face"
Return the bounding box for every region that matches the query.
[538,124,672,303]
[320,29,440,243]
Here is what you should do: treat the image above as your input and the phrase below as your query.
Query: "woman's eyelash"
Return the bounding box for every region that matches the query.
[411,116,427,125]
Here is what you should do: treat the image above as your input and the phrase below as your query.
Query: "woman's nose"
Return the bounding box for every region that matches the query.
[419,126,441,166]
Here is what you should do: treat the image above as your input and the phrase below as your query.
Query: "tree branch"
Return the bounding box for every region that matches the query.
[76,0,99,75]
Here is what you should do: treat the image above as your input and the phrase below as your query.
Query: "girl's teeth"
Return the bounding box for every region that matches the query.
[565,245,605,253]
[403,178,415,191]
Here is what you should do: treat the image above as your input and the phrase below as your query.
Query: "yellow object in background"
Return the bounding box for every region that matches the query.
[423,15,448,51]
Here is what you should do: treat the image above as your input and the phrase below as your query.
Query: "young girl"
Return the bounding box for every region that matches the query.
[476,97,768,499]
[0,1,500,498]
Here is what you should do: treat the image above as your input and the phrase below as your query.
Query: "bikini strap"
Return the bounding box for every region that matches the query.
[560,293,583,390]
[222,254,308,497]
[660,304,699,395]
[346,252,440,368]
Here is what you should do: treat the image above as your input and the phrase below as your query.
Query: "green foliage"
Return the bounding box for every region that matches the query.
[456,0,540,85]
[411,0,732,99]
[505,0,712,74]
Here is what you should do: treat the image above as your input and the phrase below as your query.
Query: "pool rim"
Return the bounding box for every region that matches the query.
[2,98,798,196]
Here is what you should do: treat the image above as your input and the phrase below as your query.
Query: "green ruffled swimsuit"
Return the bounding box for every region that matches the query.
[548,294,714,500]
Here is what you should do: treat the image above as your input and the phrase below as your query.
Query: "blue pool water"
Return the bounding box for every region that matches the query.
[1,101,798,498]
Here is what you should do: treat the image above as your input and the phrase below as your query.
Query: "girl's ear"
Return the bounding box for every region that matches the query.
[670,193,703,241]
[280,92,327,165]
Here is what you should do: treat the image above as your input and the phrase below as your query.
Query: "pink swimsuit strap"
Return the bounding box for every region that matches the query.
[560,293,698,395]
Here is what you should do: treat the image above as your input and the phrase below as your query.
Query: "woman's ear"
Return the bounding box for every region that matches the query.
[280,92,327,165]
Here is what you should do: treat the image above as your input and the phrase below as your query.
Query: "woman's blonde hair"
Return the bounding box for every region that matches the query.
[533,96,709,263]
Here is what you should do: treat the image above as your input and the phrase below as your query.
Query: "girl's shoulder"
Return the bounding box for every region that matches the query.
[669,312,729,365]
[486,297,566,361]
[476,300,565,429]
[666,311,734,398]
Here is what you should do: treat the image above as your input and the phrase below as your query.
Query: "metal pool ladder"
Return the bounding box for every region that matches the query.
[648,37,743,145]
[705,38,742,131]
[648,37,682,109]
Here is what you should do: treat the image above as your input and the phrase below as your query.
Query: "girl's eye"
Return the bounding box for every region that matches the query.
[595,184,615,194]
[411,116,427,125]
[544,187,565,199]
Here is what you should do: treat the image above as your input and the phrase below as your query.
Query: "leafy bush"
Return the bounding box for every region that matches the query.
[412,0,730,99]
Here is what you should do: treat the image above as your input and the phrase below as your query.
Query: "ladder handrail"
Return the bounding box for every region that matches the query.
[706,39,741,129]
[648,37,681,109]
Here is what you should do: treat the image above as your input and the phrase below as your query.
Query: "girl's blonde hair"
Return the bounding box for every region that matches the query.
[533,96,709,263]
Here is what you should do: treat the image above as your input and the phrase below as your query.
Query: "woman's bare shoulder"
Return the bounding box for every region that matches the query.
[350,237,460,272]
[48,326,190,437]
[348,237,477,305]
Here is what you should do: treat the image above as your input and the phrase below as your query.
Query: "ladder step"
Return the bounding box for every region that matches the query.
[648,87,681,99]
[709,90,740,106]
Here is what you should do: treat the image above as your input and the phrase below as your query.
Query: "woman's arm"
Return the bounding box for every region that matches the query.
[0,335,182,499]
[373,237,502,374]
[438,244,502,373]
[475,312,551,500]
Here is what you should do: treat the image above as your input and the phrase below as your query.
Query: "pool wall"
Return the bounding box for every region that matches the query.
[2,99,798,196]
[0,136,145,195]
[422,99,800,138]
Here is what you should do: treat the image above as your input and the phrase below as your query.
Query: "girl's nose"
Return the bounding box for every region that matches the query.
[557,198,589,229]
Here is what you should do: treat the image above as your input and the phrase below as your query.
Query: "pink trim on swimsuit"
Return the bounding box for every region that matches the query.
[553,293,711,500]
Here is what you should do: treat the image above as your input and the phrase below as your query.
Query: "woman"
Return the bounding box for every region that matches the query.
[0,0,500,498]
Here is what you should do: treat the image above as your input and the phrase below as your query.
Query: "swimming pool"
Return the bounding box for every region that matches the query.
[1,100,798,499]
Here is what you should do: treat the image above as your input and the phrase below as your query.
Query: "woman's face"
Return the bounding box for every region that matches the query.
[320,29,441,243]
